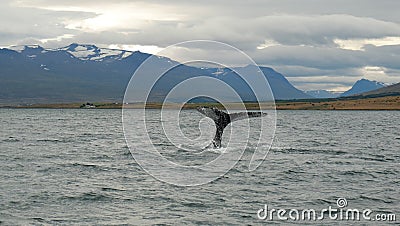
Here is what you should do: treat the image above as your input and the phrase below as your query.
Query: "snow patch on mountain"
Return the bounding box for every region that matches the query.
[8,45,42,53]
[59,43,133,61]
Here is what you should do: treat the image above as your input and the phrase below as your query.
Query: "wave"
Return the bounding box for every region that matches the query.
[61,192,114,202]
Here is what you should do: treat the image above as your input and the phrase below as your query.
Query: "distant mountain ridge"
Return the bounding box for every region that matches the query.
[9,43,137,62]
[340,79,385,97]
[0,44,311,104]
[304,79,388,99]
[305,90,341,98]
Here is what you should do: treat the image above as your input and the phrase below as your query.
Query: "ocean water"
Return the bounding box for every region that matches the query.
[0,109,399,225]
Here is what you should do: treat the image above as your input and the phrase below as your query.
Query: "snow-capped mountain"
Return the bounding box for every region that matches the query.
[60,43,134,61]
[305,90,341,98]
[0,44,311,104]
[340,79,386,97]
[9,43,135,62]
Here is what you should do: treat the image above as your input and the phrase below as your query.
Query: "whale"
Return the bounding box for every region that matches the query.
[196,106,267,148]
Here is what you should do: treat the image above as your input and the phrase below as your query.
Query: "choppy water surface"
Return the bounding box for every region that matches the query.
[0,109,399,225]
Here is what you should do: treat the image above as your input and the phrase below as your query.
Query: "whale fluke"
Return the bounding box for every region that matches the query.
[196,106,267,148]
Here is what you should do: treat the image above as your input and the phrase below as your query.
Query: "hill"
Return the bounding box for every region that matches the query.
[340,79,385,97]
[359,82,400,96]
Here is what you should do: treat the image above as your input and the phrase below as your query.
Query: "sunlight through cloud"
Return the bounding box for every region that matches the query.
[108,44,164,54]
[334,36,400,51]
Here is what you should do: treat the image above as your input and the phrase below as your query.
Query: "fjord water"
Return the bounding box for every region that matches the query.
[0,109,399,224]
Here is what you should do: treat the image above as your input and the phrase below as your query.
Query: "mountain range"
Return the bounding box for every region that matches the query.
[0,44,311,104]
[305,90,341,98]
[305,79,388,99]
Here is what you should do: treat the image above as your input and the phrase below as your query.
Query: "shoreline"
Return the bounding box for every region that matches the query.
[2,95,400,110]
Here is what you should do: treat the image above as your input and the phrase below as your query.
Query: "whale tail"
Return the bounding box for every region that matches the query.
[196,106,267,148]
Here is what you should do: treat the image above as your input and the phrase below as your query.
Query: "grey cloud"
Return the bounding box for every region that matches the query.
[30,0,399,22]
[11,0,400,49]
[0,0,94,45]
[58,14,400,55]
[272,66,362,78]
[362,45,400,69]
[5,0,400,50]
[252,46,366,70]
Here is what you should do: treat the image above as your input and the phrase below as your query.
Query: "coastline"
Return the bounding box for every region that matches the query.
[2,95,400,110]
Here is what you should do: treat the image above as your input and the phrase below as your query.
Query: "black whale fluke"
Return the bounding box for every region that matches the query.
[196,106,267,148]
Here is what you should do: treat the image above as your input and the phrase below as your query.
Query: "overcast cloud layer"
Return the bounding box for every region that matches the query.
[1,0,400,91]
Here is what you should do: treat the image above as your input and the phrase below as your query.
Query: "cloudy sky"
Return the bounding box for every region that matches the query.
[1,0,400,91]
